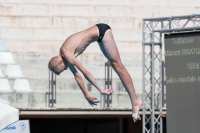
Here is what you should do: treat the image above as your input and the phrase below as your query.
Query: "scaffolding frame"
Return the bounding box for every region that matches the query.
[142,14,200,133]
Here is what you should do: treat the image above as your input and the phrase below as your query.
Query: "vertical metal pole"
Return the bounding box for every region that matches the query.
[104,61,112,108]
[50,71,52,107]
[160,20,163,133]
[51,71,54,107]
[49,70,51,107]
[108,61,112,107]
[105,63,107,107]
[52,71,56,107]
[151,43,155,133]
[101,62,107,108]
[103,61,107,108]
[107,61,110,107]
[142,19,146,133]
[48,70,56,107]
[150,19,155,132]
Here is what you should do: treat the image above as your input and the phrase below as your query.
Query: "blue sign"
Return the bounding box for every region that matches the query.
[0,120,30,133]
[4,126,16,130]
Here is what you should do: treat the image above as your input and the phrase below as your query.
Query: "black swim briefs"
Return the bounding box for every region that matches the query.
[96,23,111,42]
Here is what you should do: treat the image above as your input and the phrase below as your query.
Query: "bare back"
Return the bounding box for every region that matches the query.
[60,26,99,57]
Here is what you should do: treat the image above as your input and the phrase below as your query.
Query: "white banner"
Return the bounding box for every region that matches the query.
[0,120,30,133]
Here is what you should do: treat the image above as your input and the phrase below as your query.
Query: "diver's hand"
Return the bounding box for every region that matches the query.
[100,88,114,95]
[85,95,100,106]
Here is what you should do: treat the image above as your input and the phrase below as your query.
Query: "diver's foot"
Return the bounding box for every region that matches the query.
[132,99,143,122]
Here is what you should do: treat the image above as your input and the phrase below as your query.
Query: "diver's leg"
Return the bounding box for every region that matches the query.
[98,29,143,121]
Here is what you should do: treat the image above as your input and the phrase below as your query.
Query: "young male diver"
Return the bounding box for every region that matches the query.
[48,23,143,122]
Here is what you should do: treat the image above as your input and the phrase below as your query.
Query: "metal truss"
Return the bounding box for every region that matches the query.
[142,14,200,133]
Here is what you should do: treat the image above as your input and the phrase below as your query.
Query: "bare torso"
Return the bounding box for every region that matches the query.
[60,26,99,57]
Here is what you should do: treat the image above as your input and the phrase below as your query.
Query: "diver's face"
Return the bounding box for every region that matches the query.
[53,68,63,75]
[54,57,68,75]
[54,61,65,75]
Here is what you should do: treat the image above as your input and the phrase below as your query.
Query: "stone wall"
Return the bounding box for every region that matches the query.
[0,0,199,108]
